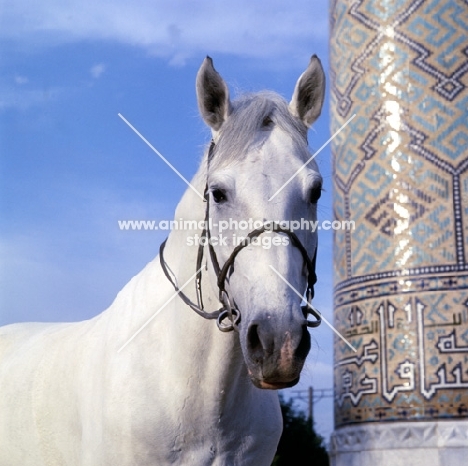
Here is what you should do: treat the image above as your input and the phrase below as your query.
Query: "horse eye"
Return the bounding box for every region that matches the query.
[310,185,322,204]
[212,188,227,204]
[262,116,273,128]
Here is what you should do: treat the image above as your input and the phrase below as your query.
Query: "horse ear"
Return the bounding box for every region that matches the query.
[289,55,325,128]
[196,56,232,131]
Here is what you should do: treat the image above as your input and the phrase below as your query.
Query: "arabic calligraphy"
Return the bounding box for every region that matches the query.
[377,301,415,402]
[335,340,379,367]
[336,369,378,407]
[335,294,468,425]
[417,299,468,400]
[436,330,468,353]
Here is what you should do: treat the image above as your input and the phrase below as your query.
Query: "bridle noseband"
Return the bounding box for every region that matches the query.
[159,141,322,332]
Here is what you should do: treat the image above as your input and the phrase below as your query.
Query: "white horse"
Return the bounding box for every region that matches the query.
[0,55,325,465]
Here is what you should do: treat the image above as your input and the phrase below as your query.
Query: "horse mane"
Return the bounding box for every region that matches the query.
[202,91,310,174]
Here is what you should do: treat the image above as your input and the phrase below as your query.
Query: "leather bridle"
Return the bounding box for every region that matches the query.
[159,141,322,332]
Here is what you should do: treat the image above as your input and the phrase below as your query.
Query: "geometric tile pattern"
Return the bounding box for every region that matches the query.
[331,0,468,428]
[331,421,468,453]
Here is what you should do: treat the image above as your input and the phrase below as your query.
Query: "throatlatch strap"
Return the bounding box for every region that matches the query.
[159,239,220,320]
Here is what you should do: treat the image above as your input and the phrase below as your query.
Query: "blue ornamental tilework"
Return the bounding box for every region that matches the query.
[463,170,468,264]
[330,0,468,427]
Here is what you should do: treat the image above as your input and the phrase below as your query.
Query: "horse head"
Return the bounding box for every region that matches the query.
[194,56,325,389]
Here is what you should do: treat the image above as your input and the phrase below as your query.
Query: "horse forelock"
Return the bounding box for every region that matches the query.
[203,91,310,173]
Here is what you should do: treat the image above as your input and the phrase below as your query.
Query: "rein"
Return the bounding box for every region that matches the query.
[159,141,322,333]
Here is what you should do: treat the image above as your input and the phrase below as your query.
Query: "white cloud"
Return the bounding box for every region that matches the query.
[0,86,64,110]
[1,0,328,66]
[90,63,106,78]
[14,75,29,85]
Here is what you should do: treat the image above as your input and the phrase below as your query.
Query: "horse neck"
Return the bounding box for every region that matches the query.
[153,173,248,389]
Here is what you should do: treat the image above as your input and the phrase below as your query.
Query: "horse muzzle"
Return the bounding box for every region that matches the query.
[243,318,311,390]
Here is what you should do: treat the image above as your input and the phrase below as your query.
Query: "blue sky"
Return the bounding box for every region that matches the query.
[0,0,335,440]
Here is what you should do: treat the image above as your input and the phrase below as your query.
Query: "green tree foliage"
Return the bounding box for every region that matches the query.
[272,396,329,466]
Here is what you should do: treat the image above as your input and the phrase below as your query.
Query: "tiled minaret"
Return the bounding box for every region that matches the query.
[329,1,468,464]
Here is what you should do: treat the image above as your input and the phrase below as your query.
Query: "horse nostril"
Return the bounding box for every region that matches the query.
[247,324,264,363]
[295,324,311,360]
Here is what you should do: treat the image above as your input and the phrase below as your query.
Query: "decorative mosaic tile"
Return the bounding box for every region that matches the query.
[330,0,468,428]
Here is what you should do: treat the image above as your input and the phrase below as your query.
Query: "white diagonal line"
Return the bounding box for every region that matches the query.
[269,265,357,352]
[269,113,356,201]
[117,266,204,353]
[118,113,204,201]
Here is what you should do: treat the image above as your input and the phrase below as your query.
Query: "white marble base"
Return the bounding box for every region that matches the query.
[330,420,468,466]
